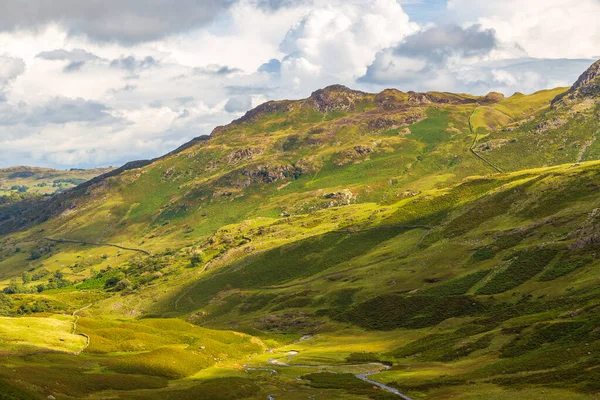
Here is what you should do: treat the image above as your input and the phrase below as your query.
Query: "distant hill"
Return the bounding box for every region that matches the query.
[0,166,113,198]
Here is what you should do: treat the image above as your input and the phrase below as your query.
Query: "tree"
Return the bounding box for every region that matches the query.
[28,250,41,261]
[0,293,14,316]
[21,271,32,284]
[114,279,133,291]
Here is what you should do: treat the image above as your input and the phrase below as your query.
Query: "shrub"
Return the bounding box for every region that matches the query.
[476,247,559,295]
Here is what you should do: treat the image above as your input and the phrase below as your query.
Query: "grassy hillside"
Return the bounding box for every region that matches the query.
[0,61,599,399]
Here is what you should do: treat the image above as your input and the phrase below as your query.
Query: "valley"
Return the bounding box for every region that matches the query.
[0,60,599,399]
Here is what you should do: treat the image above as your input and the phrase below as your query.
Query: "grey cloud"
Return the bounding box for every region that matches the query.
[258,59,281,74]
[110,56,158,71]
[176,97,195,104]
[108,84,138,94]
[193,64,242,76]
[393,24,497,63]
[64,61,86,72]
[0,97,117,127]
[0,0,234,44]
[224,96,252,113]
[29,98,116,126]
[36,48,101,62]
[255,0,311,11]
[360,24,498,87]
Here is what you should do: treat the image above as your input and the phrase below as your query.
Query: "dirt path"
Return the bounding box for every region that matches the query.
[44,237,151,256]
[71,303,92,355]
[468,106,504,173]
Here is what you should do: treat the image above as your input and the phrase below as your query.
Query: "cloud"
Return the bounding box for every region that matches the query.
[36,48,101,62]
[255,0,312,11]
[0,97,116,127]
[0,55,26,87]
[258,59,282,74]
[0,0,234,44]
[192,64,243,76]
[224,96,253,112]
[64,60,86,72]
[447,0,600,59]
[110,56,159,72]
[277,0,418,83]
[390,24,497,62]
[360,24,497,88]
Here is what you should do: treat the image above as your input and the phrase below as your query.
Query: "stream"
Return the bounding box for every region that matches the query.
[263,350,413,399]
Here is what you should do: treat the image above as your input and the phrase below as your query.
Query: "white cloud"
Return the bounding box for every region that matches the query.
[447,0,600,59]
[278,0,418,83]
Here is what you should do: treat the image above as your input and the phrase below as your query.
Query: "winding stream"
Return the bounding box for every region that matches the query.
[262,350,413,399]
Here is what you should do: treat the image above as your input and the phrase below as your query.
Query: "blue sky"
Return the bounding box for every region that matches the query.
[0,0,598,169]
[402,0,447,22]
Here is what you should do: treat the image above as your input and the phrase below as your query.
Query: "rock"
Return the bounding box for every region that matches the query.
[368,117,397,130]
[225,148,264,165]
[484,92,505,103]
[553,59,600,104]
[407,91,432,105]
[241,163,298,184]
[323,189,356,207]
[569,233,600,250]
[474,139,509,152]
[335,144,376,165]
[535,117,566,133]
[308,85,369,113]
[353,145,374,156]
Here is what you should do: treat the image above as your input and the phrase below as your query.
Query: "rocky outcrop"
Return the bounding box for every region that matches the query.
[308,85,370,113]
[241,163,298,184]
[535,117,567,133]
[335,144,376,166]
[323,189,356,207]
[367,113,423,130]
[474,139,510,152]
[553,59,600,104]
[484,92,505,103]
[225,147,264,165]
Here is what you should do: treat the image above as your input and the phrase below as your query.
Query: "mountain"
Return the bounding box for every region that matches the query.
[0,61,600,399]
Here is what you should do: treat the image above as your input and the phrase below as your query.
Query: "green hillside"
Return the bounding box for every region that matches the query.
[0,60,599,399]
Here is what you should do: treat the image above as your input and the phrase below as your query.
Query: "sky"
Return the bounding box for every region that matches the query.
[0,0,598,169]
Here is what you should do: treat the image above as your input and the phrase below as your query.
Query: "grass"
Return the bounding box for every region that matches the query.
[0,315,86,355]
